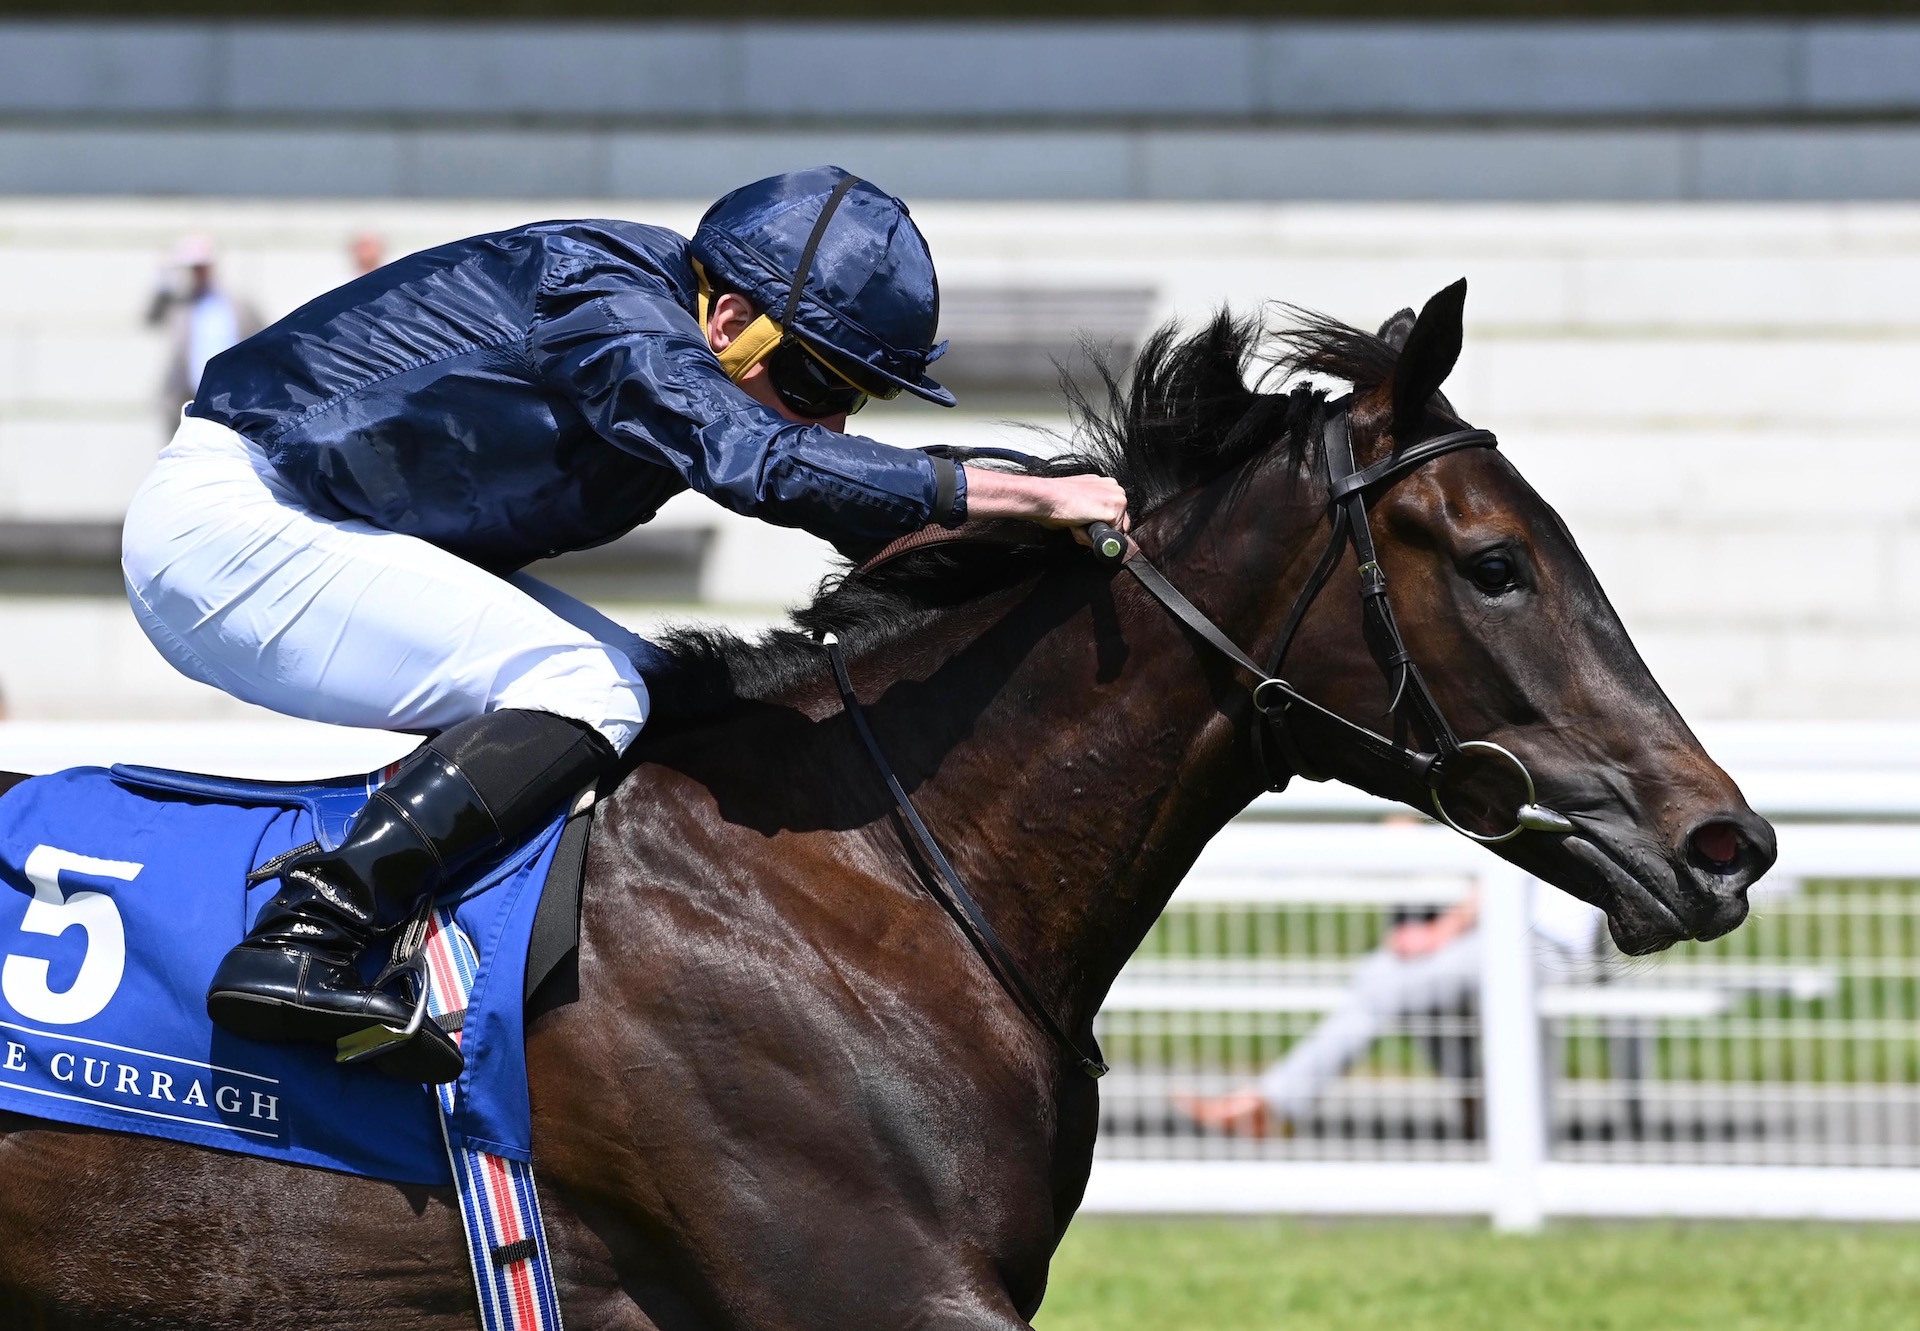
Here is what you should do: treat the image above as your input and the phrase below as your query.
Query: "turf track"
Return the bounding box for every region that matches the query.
[1040,1217,1920,1330]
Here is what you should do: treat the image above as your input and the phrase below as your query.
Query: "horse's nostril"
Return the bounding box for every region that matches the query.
[1691,821,1742,869]
[1683,813,1776,895]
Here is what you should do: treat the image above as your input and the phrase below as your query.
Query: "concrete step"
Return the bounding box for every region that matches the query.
[10,200,1920,326]
[4,404,1894,534]
[0,198,1910,724]
[6,21,1919,125]
[8,123,1920,202]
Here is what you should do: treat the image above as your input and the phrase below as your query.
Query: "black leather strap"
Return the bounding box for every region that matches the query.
[1122,557,1270,681]
[1258,680,1440,799]
[823,636,1108,1079]
[1326,428,1497,504]
[1323,414,1463,761]
[815,405,1501,1078]
[1109,407,1501,801]
[1265,506,1350,682]
[919,443,1051,468]
[781,175,860,332]
[1116,532,1439,795]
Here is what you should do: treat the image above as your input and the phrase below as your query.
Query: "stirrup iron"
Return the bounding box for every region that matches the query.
[335,952,433,1065]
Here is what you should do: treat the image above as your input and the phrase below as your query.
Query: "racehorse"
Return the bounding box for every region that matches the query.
[0,282,1774,1329]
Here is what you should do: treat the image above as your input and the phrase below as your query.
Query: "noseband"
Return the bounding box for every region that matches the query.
[1105,401,1573,844]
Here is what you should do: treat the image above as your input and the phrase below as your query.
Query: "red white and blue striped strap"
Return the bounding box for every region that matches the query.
[421,907,566,1331]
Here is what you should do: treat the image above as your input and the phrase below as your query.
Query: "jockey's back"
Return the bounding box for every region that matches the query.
[187,218,941,572]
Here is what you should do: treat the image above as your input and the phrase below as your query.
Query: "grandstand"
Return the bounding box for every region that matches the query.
[1,189,1914,724]
[3,13,1919,1236]
[4,16,1917,726]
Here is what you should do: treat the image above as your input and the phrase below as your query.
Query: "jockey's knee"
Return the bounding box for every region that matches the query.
[492,643,650,756]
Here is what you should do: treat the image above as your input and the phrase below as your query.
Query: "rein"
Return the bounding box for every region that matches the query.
[824,406,1572,1079]
[822,635,1109,1078]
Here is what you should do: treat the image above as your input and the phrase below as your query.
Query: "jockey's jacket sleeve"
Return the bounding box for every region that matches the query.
[531,256,965,549]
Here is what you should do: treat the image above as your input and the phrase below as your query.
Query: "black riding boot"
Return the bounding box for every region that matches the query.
[206,709,613,1083]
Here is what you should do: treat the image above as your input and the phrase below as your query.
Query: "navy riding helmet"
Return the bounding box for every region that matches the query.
[690,166,956,411]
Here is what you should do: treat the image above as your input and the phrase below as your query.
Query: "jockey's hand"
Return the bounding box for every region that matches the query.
[960,468,1130,536]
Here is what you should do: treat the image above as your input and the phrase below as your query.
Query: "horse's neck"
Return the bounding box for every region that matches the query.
[865,495,1307,1027]
[607,467,1327,1042]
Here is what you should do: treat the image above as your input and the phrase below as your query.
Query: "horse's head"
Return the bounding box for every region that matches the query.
[1263,280,1775,954]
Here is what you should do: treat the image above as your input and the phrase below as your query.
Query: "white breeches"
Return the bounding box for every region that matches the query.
[1255,930,1584,1120]
[121,415,651,753]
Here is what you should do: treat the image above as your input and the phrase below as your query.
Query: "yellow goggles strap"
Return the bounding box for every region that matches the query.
[718,316,783,382]
[693,258,783,385]
[694,256,880,399]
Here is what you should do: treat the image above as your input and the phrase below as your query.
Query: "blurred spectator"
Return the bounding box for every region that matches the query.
[347,229,386,277]
[145,235,260,431]
[1176,884,1602,1137]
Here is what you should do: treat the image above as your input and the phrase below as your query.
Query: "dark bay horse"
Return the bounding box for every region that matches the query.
[0,283,1774,1329]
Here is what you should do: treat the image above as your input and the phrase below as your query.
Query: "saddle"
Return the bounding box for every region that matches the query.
[0,760,594,1184]
[112,762,598,1011]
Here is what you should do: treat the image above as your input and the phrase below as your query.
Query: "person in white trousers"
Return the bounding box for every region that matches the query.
[121,168,1128,1083]
[1177,885,1601,1137]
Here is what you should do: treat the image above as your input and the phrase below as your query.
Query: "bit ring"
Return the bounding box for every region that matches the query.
[1429,740,1551,845]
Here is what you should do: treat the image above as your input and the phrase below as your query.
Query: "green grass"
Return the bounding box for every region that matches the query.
[1038,1218,1920,1330]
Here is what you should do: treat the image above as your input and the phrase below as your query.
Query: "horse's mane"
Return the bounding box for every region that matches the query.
[640,306,1402,733]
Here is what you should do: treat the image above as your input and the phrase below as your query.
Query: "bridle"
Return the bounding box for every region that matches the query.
[1103,396,1574,844]
[824,396,1574,1080]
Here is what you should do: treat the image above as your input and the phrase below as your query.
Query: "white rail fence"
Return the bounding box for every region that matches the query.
[1086,724,1920,1228]
[0,721,1914,1227]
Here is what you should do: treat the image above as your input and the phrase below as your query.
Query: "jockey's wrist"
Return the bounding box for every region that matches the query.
[958,467,1053,522]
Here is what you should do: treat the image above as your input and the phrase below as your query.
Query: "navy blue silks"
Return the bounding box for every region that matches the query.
[692,166,953,406]
[189,182,964,574]
[0,767,562,1185]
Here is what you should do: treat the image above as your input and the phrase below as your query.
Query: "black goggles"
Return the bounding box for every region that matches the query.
[765,339,899,420]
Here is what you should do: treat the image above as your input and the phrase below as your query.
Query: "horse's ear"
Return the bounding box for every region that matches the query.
[1377,308,1417,350]
[1390,279,1467,439]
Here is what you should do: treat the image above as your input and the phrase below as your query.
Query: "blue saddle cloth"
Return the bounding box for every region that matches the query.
[0,763,569,1186]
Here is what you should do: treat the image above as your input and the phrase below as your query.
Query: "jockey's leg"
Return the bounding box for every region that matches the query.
[206,708,611,1082]
[122,416,646,1080]
[120,418,650,749]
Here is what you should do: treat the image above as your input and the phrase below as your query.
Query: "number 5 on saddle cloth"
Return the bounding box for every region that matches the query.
[0,760,593,1184]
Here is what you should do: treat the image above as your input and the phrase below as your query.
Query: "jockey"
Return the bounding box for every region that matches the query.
[120,167,1127,1083]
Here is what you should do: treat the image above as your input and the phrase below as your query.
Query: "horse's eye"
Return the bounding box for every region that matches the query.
[1467,550,1521,594]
